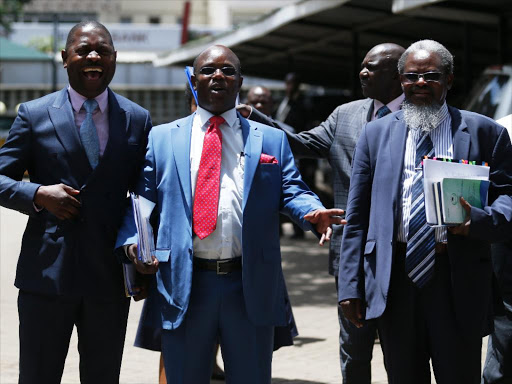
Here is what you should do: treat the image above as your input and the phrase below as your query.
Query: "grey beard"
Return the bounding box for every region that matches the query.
[402,101,443,134]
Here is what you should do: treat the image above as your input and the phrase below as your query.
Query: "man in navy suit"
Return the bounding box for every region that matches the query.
[116,45,344,384]
[0,21,151,383]
[338,39,512,383]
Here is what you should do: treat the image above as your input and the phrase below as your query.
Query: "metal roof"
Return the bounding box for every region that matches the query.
[0,37,52,61]
[154,0,512,98]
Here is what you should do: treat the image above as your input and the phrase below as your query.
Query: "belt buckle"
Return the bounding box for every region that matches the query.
[216,259,229,275]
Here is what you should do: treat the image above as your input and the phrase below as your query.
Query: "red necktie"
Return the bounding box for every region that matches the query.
[193,116,225,239]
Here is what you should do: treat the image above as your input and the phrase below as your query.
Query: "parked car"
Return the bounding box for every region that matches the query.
[464,64,512,120]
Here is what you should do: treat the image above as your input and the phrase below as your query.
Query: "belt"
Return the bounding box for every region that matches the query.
[193,257,242,275]
[396,242,448,255]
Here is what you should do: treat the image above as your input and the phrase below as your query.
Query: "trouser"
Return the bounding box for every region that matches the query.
[161,268,274,384]
[482,298,512,384]
[377,249,482,384]
[18,290,130,384]
[335,277,377,384]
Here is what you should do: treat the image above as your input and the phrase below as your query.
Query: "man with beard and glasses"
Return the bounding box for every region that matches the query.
[242,43,405,384]
[0,21,152,383]
[116,45,344,384]
[338,39,512,383]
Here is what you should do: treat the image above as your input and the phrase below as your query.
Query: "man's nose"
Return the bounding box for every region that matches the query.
[87,51,100,61]
[359,68,368,79]
[416,76,427,86]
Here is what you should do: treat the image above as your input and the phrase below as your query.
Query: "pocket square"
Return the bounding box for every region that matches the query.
[259,153,278,164]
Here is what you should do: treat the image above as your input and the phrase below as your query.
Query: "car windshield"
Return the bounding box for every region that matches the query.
[466,74,509,118]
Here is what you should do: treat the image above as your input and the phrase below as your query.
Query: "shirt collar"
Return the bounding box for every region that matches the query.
[196,106,238,130]
[373,93,405,119]
[68,85,108,114]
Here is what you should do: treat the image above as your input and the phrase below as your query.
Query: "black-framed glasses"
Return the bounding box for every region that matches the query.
[198,66,237,77]
[401,72,444,83]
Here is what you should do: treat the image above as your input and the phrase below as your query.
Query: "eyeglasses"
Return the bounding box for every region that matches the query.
[401,72,444,83]
[198,66,237,77]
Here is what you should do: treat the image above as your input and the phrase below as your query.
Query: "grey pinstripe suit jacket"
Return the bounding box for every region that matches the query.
[251,98,374,275]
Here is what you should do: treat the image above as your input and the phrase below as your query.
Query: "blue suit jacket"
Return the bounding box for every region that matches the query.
[116,112,323,329]
[0,88,151,298]
[338,106,512,339]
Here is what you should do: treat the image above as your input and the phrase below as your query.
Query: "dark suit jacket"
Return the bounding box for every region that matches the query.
[251,98,374,275]
[338,106,512,340]
[0,88,151,298]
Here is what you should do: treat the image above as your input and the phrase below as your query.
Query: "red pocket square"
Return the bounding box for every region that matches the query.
[259,153,278,164]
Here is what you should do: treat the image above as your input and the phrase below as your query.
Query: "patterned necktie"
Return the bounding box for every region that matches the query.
[193,116,225,239]
[376,105,391,119]
[80,99,100,169]
[405,133,436,287]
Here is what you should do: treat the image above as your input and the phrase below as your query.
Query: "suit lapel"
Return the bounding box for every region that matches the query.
[172,114,194,211]
[241,116,262,209]
[389,112,408,195]
[449,106,470,160]
[103,90,128,164]
[48,88,91,182]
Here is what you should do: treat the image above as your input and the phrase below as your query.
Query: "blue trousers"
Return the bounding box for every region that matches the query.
[335,277,377,384]
[161,268,274,384]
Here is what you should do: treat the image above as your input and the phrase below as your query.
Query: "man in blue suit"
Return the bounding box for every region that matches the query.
[116,45,344,384]
[0,21,151,383]
[338,39,512,383]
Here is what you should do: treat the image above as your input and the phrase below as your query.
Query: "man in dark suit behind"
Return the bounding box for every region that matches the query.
[246,43,405,384]
[339,39,512,383]
[0,21,151,383]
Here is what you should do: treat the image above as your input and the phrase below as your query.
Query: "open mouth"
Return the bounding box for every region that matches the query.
[83,67,103,80]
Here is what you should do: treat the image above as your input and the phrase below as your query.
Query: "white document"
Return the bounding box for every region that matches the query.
[131,193,156,264]
[422,159,489,226]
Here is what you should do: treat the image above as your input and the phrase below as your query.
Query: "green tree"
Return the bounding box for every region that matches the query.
[0,0,32,36]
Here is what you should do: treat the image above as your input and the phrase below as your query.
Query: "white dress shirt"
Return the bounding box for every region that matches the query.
[397,103,452,243]
[191,106,244,260]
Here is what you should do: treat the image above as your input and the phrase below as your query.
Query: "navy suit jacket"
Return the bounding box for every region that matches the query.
[116,113,324,329]
[0,88,151,298]
[338,106,512,340]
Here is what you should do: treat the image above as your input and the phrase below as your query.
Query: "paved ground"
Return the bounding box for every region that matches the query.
[0,207,487,383]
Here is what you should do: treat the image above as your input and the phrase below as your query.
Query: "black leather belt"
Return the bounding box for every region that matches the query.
[396,242,447,255]
[193,257,242,275]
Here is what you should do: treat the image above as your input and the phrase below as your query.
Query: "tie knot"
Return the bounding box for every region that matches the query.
[209,116,225,128]
[376,105,391,119]
[83,99,98,114]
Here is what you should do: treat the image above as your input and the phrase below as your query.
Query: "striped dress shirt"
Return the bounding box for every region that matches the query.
[397,103,452,243]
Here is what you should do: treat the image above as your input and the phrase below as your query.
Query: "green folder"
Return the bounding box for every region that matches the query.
[441,178,490,225]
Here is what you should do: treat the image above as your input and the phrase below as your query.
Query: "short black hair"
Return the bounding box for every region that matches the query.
[65,20,114,52]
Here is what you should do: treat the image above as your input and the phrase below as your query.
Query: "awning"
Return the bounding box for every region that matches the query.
[154,0,512,94]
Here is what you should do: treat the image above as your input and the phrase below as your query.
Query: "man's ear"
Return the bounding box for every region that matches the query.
[61,49,68,68]
[191,74,197,90]
[238,75,243,90]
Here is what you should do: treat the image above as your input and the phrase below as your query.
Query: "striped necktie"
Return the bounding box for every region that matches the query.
[80,99,100,169]
[405,133,436,287]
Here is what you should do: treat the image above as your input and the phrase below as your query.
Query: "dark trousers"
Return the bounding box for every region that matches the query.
[335,277,377,384]
[162,268,274,384]
[377,249,482,384]
[18,290,130,384]
[482,298,512,384]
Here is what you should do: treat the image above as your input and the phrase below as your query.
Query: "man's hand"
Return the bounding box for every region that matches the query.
[339,298,364,328]
[236,104,252,118]
[448,197,471,236]
[303,208,346,245]
[34,184,81,220]
[127,244,159,274]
